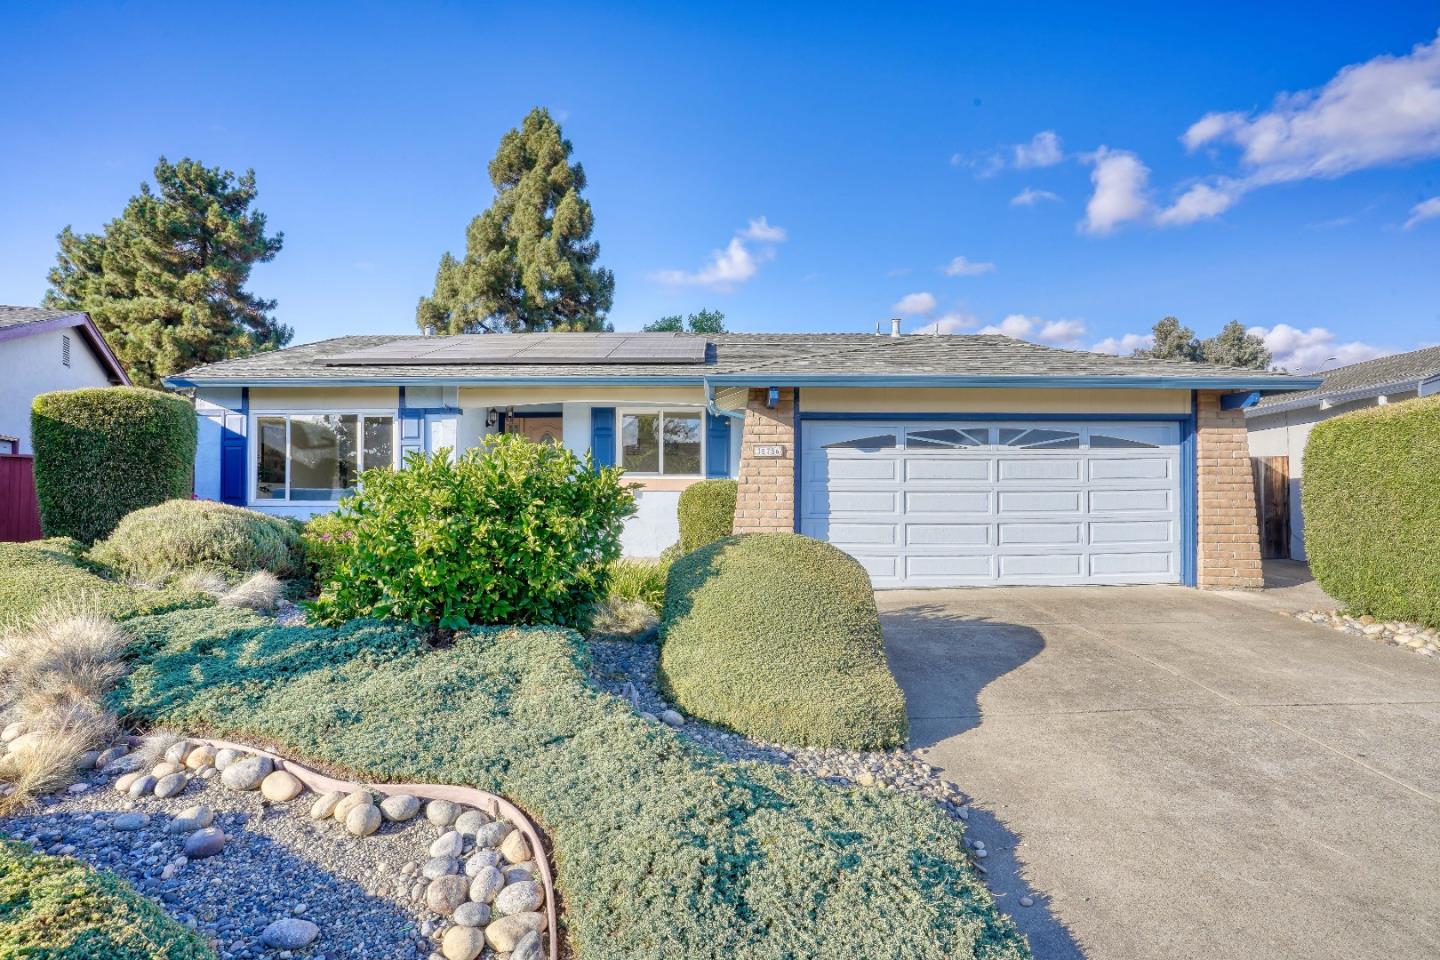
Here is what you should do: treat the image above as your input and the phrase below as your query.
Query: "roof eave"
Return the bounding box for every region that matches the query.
[0,313,129,385]
[1247,375,1432,417]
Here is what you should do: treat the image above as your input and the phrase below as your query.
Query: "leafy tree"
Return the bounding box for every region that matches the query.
[1132,316,1201,362]
[43,157,288,387]
[643,308,728,334]
[417,108,615,334]
[1200,320,1272,369]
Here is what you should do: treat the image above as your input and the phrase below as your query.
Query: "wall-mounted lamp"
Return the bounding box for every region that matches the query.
[485,407,499,429]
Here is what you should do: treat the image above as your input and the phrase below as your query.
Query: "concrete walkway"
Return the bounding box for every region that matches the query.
[877,585,1440,960]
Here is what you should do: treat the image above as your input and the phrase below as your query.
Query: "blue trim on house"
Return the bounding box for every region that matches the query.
[219,387,248,505]
[1220,391,1262,410]
[590,407,616,467]
[792,389,802,533]
[1180,392,1198,587]
[797,411,1191,422]
[397,386,426,460]
[705,412,731,478]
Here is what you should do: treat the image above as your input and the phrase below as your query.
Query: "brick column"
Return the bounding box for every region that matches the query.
[732,388,796,534]
[1196,391,1264,589]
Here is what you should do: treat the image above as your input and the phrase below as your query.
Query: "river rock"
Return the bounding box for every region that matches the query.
[380,793,420,822]
[153,772,188,799]
[494,880,544,916]
[333,789,372,822]
[511,930,544,960]
[345,803,381,837]
[151,761,182,778]
[220,755,271,790]
[504,863,535,883]
[484,912,546,952]
[452,900,491,928]
[163,739,195,764]
[442,925,485,960]
[127,775,157,799]
[431,830,465,858]
[499,830,530,864]
[112,812,149,831]
[168,805,214,833]
[473,821,511,849]
[260,770,304,802]
[0,721,23,743]
[213,747,240,770]
[114,771,143,794]
[454,809,491,836]
[660,709,685,727]
[469,866,504,903]
[426,799,460,826]
[75,750,102,770]
[184,744,216,770]
[95,745,128,768]
[466,849,501,876]
[260,917,320,949]
[426,874,470,915]
[422,856,460,880]
[183,827,226,859]
[310,790,345,819]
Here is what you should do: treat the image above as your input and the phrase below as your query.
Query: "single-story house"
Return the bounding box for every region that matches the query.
[0,306,130,454]
[164,331,1319,590]
[1246,345,1440,561]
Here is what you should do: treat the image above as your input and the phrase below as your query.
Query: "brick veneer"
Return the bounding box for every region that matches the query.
[1196,390,1264,589]
[732,388,796,533]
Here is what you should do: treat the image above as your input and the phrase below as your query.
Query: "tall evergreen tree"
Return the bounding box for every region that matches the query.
[44,157,288,387]
[1200,320,1272,369]
[643,308,728,333]
[1132,316,1201,362]
[417,108,615,334]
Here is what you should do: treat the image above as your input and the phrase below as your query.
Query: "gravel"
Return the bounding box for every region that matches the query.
[1290,609,1440,662]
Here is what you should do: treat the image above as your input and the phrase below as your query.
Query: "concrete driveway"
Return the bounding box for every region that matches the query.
[877,585,1440,960]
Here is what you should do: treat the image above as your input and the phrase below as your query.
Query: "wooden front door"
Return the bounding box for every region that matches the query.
[1250,455,1290,560]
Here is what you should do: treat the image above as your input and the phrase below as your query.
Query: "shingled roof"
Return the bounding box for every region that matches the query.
[0,305,130,384]
[164,332,1317,391]
[1250,345,1440,414]
[0,305,88,331]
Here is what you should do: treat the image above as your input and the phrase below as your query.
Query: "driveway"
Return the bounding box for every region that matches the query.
[877,584,1440,960]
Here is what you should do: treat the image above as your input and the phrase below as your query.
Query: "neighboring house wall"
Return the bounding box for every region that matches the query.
[0,328,114,454]
[1246,389,1418,560]
[733,388,797,535]
[801,386,1192,415]
[1196,391,1263,589]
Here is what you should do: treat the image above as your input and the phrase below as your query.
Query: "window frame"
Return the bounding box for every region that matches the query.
[616,407,707,478]
[248,410,398,505]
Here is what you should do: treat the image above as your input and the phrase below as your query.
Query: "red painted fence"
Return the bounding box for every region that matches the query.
[0,454,43,542]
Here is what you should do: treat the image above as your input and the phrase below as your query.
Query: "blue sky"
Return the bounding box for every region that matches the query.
[2,2,1438,372]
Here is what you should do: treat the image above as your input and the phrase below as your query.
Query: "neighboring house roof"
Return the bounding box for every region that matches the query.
[165,332,1319,392]
[1248,345,1440,417]
[0,306,130,384]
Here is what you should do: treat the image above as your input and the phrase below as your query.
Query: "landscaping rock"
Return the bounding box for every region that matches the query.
[503,863,535,883]
[499,830,530,864]
[183,827,227,859]
[127,775,158,799]
[345,803,381,838]
[152,761,182,778]
[113,771,143,794]
[260,917,320,949]
[468,865,504,903]
[112,812,149,831]
[260,770,305,802]
[310,789,345,819]
[0,721,23,743]
[430,830,465,858]
[494,880,544,916]
[511,930,544,960]
[184,744,217,770]
[452,900,491,928]
[213,747,240,770]
[220,755,271,790]
[380,793,420,821]
[426,874,470,915]
[334,789,372,822]
[453,809,490,836]
[164,739,195,764]
[441,925,486,960]
[153,772,188,799]
[426,799,460,826]
[660,709,685,727]
[95,745,128,768]
[76,750,103,770]
[422,856,460,880]
[168,805,214,833]
[473,821,510,849]
[484,912,546,952]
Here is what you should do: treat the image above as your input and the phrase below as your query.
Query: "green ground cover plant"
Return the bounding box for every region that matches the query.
[90,499,305,582]
[310,436,634,630]
[1303,395,1440,627]
[0,540,206,623]
[110,607,1026,960]
[31,387,195,544]
[659,534,908,749]
[0,839,216,958]
[676,479,737,552]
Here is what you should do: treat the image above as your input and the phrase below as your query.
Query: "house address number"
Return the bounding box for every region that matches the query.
[752,444,785,458]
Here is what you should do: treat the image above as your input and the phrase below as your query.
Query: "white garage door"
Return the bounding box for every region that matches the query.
[799,420,1182,588]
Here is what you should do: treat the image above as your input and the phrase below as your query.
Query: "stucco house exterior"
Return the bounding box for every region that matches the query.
[165,331,1320,590]
[0,306,130,454]
[1245,345,1440,560]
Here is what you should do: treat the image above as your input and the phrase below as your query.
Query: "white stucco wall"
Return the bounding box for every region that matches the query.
[0,328,116,453]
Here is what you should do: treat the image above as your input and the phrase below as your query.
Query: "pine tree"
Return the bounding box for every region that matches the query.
[643,309,728,333]
[44,157,288,387]
[417,108,615,334]
[1132,316,1201,362]
[1200,320,1272,369]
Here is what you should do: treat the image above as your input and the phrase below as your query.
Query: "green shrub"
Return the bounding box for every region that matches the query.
[111,607,1025,960]
[0,540,208,623]
[677,479,737,552]
[660,534,907,749]
[0,839,215,958]
[605,557,671,612]
[301,510,357,588]
[90,499,304,582]
[31,387,195,544]
[1303,395,1440,626]
[310,435,635,630]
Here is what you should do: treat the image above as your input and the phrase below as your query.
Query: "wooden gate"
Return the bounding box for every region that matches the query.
[0,454,43,542]
[1250,455,1290,560]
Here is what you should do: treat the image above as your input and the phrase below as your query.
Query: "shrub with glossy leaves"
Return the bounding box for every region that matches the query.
[676,479,737,552]
[301,510,356,588]
[309,435,635,630]
[90,499,304,581]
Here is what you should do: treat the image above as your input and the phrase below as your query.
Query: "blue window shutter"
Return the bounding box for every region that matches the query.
[590,407,616,467]
[220,388,248,505]
[398,386,424,461]
[705,412,731,478]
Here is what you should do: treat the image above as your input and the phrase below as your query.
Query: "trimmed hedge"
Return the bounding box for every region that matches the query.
[0,539,208,622]
[31,387,195,543]
[91,499,304,581]
[659,534,908,749]
[676,479,736,552]
[0,839,216,958]
[111,608,1024,960]
[1303,395,1440,626]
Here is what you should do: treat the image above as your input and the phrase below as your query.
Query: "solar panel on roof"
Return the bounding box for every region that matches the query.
[322,333,709,366]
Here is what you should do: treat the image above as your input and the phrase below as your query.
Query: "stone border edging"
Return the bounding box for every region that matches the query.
[151,736,560,960]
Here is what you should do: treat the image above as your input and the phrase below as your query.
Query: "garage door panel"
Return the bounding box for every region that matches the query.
[1090,488,1172,512]
[827,523,898,545]
[808,456,898,481]
[905,490,991,513]
[905,523,990,546]
[999,553,1085,577]
[1090,520,1173,544]
[999,521,1083,545]
[905,554,994,578]
[1089,457,1171,480]
[905,458,991,481]
[814,489,898,514]
[852,554,899,579]
[1090,552,1174,575]
[998,458,1082,481]
[999,489,1083,513]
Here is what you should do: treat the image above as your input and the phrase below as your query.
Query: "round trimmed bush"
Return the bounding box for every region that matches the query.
[31,386,195,543]
[90,499,304,581]
[676,479,736,552]
[1303,395,1440,626]
[659,533,908,749]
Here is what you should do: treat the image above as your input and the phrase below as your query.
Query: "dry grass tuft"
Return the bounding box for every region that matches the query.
[220,570,283,612]
[129,729,181,770]
[0,702,116,813]
[177,569,230,597]
[588,598,660,642]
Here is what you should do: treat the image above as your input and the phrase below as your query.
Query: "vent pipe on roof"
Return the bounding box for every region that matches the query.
[890,318,902,338]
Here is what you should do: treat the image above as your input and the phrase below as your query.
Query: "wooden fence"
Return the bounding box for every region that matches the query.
[0,454,43,542]
[1250,455,1290,560]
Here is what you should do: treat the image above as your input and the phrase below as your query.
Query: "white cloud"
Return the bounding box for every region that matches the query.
[978,314,1036,338]
[1090,332,1154,355]
[886,266,912,277]
[1404,196,1440,228]
[1247,323,1389,372]
[1014,130,1064,168]
[741,216,787,242]
[892,292,938,315]
[1156,180,1244,225]
[1182,31,1440,189]
[652,218,786,290]
[917,311,981,334]
[942,255,996,277]
[1036,319,1087,348]
[1011,187,1061,206]
[1081,147,1152,234]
